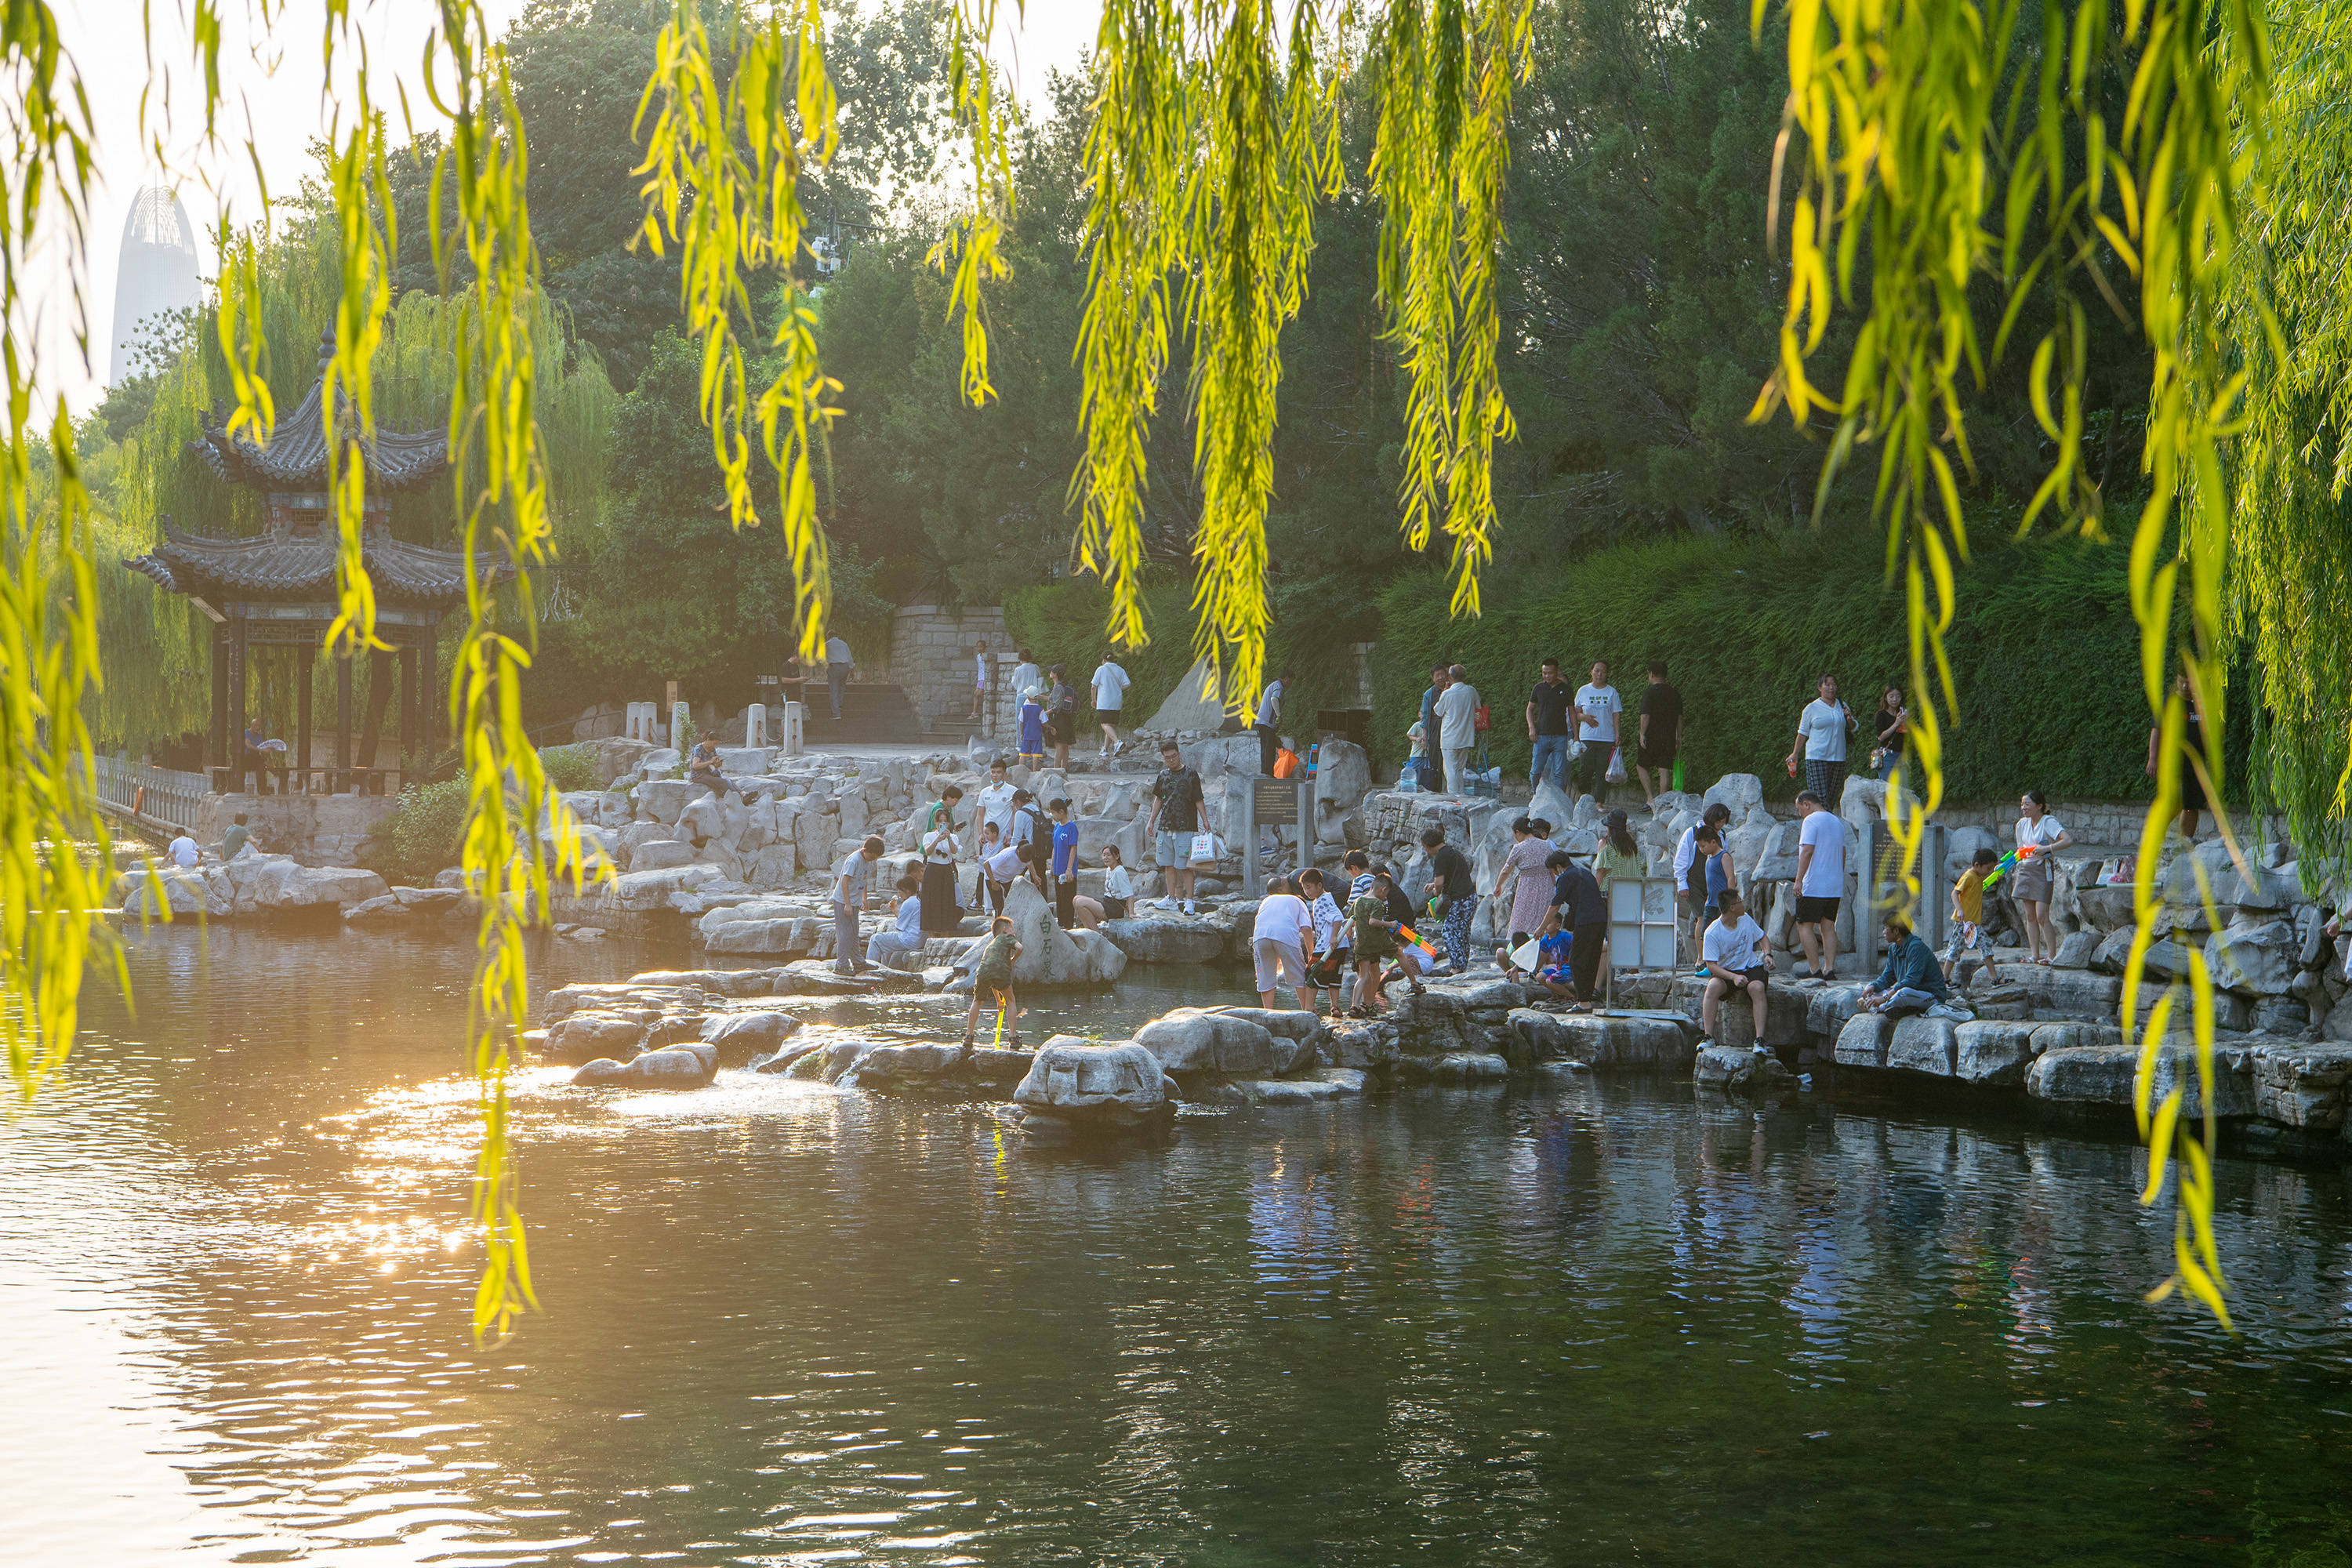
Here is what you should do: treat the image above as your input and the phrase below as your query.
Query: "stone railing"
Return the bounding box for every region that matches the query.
[89,755,209,837]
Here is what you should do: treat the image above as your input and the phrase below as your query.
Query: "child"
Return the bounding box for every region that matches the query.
[1512,909,1579,1003]
[1048,797,1080,927]
[963,914,1025,1047]
[1349,870,1401,1016]
[1018,692,1047,768]
[1100,844,1133,920]
[1945,844,2003,989]
[1299,867,1349,1019]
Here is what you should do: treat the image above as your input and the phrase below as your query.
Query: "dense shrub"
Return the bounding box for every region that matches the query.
[361,779,470,888]
[1373,522,2241,804]
[543,744,598,793]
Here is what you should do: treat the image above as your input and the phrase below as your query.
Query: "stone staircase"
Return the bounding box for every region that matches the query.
[796,682,922,746]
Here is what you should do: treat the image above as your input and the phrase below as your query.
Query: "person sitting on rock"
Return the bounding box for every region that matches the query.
[1498,906,1577,1004]
[1860,913,1968,1021]
[1700,887,1774,1048]
[1099,844,1133,920]
[687,735,728,799]
[963,914,1025,1048]
[868,874,927,970]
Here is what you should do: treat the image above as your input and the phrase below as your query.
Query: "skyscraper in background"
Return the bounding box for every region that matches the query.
[108,185,201,387]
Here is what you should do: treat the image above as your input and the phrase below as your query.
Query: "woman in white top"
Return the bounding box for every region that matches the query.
[1784,673,1857,808]
[2013,789,2074,964]
[919,808,963,934]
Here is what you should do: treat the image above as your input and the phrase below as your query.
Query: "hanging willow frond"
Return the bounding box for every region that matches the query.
[931,0,1018,408]
[1070,0,1190,653]
[1752,0,2270,1323]
[1179,0,1340,710]
[1370,0,1533,622]
[0,2,122,1102]
[634,0,843,663]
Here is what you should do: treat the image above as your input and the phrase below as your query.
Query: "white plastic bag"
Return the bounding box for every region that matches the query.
[1605,746,1628,784]
[1188,831,1221,866]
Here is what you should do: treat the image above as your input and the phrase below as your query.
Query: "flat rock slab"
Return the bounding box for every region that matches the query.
[2027,1039,2258,1118]
[1098,916,1231,965]
[1506,1009,1694,1072]
[1694,1043,1791,1091]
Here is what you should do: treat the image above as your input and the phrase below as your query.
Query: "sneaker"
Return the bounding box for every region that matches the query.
[1181,899,1197,916]
[1751,1043,1769,1056]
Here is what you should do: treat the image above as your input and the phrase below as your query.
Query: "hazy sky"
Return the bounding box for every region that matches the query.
[43,0,1097,416]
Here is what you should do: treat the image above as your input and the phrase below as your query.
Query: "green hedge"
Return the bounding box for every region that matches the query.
[1372,524,2226,803]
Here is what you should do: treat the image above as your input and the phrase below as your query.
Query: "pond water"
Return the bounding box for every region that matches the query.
[9,926,2352,1566]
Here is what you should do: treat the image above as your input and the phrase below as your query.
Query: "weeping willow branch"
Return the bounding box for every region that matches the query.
[931,0,1016,408]
[633,0,843,664]
[0,3,125,1102]
[1751,0,2270,1323]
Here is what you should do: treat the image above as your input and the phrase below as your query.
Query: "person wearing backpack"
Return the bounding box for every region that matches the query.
[1047,666,1079,771]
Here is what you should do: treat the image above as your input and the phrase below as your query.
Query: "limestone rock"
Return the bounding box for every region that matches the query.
[2249,1044,2352,1128]
[1886,1015,1958,1076]
[1702,773,1764,822]
[629,837,697,873]
[571,1044,717,1090]
[2206,919,2297,997]
[699,1009,799,1064]
[1013,1040,1174,1137]
[1834,1012,1893,1069]
[542,1011,652,1064]
[1099,916,1229,964]
[637,779,695,822]
[2027,1039,2255,1118]
[1695,1043,1791,1091]
[1505,1008,1693,1072]
[1132,1007,1310,1075]
[2051,930,2099,969]
[1955,1020,2041,1087]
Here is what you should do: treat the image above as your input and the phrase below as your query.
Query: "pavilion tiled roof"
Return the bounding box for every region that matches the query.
[123,520,510,611]
[187,331,452,495]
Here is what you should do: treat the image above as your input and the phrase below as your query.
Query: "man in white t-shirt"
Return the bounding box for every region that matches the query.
[1433,664,1479,795]
[167,833,201,869]
[971,757,1017,862]
[1092,653,1132,757]
[1250,875,1318,1011]
[1700,887,1773,1044]
[1572,660,1623,797]
[1793,788,1848,980]
[969,640,990,722]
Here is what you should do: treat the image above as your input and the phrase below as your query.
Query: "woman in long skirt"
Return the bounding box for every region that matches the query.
[918,789,964,934]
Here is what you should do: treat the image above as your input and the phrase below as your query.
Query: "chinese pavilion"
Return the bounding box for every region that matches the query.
[123,332,510,794]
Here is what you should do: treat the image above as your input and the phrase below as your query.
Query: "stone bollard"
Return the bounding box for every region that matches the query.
[743,702,768,748]
[779,701,806,757]
[624,701,660,743]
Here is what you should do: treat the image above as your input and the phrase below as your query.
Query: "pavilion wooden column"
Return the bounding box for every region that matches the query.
[296,643,314,785]
[398,647,417,772]
[421,627,439,768]
[209,619,229,772]
[228,615,248,793]
[336,650,354,789]
[357,648,395,770]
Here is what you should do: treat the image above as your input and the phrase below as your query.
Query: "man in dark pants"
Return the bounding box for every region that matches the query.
[1548,848,1610,1004]
[1254,667,1293,775]
[823,632,854,720]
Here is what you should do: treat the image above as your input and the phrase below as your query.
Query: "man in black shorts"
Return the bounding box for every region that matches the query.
[1700,887,1775,1045]
[1635,660,1682,803]
[1792,788,1846,980]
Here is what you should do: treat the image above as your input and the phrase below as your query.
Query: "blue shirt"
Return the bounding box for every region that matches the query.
[1020,701,1044,752]
[1537,930,1573,968]
[1051,820,1079,877]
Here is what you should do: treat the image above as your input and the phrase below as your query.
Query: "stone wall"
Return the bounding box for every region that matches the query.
[888,603,1006,728]
[192,791,400,866]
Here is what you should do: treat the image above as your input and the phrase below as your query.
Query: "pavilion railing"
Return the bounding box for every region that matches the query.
[89,755,209,839]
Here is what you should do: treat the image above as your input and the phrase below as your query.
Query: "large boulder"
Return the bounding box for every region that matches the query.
[1012,1040,1176,1138]
[1695,1042,1792,1091]
[1312,739,1373,845]
[1098,916,1229,964]
[1505,1009,1693,1072]
[996,877,1112,987]
[1886,1015,1959,1077]
[543,1011,652,1065]
[116,866,230,919]
[2027,1039,2256,1118]
[2205,918,2297,997]
[699,1009,799,1065]
[2249,1044,2352,1129]
[636,778,696,822]
[1955,1020,2042,1087]
[1834,1012,1893,1069]
[628,837,698,873]
[1702,773,1765,822]
[571,1044,717,1090]
[1132,1007,1311,1075]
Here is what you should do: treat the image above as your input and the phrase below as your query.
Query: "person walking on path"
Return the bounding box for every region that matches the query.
[919,786,964,933]
[824,632,855,720]
[1945,844,2003,989]
[1548,848,1609,1007]
[1786,673,1857,806]
[1873,684,1909,783]
[1048,797,1081,927]
[1792,789,1846,980]
[1252,875,1319,1011]
[1700,887,1773,1045]
[2147,669,2210,842]
[2013,789,2074,964]
[1046,666,1079,771]
[1572,661,1623,798]
[1861,914,1966,1018]
[969,640,991,723]
[1635,662,1682,803]
[1147,739,1207,915]
[831,836,885,975]
[961,915,1025,1048]
[868,875,928,969]
[1673,800,1733,959]
[1418,664,1450,790]
[1092,653,1131,757]
[1525,659,1573,794]
[1254,667,1293,775]
[1494,815,1562,948]
[1434,665,1479,796]
[1420,824,1479,972]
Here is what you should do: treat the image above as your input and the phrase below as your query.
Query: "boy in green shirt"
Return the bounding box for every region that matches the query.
[962,915,1025,1047]
[1348,870,1401,1017]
